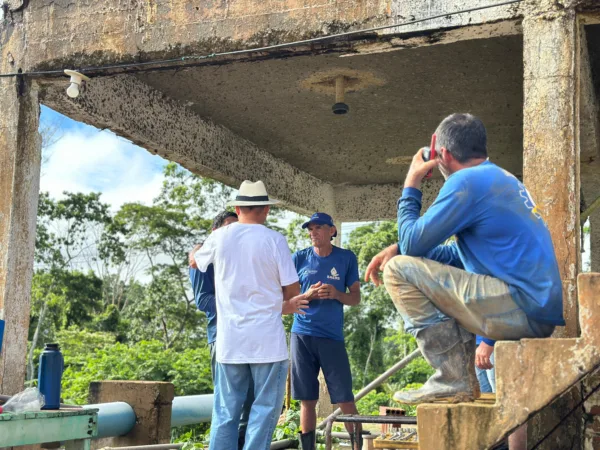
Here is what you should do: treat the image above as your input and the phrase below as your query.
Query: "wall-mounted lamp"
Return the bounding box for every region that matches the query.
[332,76,349,115]
[64,69,90,99]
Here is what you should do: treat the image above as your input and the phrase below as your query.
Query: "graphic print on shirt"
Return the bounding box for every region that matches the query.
[328,267,340,281]
[500,167,545,224]
[518,184,544,221]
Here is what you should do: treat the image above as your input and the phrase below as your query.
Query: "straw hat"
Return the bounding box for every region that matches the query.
[227,180,281,206]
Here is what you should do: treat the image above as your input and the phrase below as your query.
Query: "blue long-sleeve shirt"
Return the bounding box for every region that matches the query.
[189,265,217,344]
[397,161,564,341]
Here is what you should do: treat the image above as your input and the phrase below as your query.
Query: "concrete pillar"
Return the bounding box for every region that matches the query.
[88,381,174,449]
[522,8,581,339]
[522,8,583,449]
[315,370,336,419]
[0,76,41,395]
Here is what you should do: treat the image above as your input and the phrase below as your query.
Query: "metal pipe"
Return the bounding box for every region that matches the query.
[102,445,183,450]
[84,402,136,438]
[270,439,297,449]
[317,349,421,429]
[335,76,345,103]
[317,431,380,439]
[171,394,213,427]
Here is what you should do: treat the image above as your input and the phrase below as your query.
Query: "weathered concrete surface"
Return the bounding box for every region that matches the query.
[88,381,174,448]
[385,0,523,37]
[417,273,600,450]
[0,49,42,397]
[3,0,524,72]
[522,9,581,339]
[136,34,524,186]
[352,19,522,56]
[335,181,443,221]
[39,75,335,217]
[522,9,583,448]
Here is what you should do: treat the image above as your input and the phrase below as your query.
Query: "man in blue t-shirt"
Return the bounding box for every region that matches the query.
[291,212,362,450]
[365,113,563,407]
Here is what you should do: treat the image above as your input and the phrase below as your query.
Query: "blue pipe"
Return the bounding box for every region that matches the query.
[84,402,136,438]
[171,394,213,427]
[82,394,213,438]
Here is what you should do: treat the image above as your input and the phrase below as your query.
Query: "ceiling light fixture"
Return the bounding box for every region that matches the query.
[64,69,90,99]
[332,76,349,115]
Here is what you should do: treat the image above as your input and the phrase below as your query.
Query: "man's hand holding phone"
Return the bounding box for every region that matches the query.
[404,134,438,189]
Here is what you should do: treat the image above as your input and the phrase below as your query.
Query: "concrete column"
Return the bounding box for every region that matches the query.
[88,381,174,449]
[0,77,41,395]
[522,8,583,449]
[522,9,581,339]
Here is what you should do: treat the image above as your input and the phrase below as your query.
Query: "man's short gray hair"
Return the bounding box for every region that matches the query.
[435,113,487,163]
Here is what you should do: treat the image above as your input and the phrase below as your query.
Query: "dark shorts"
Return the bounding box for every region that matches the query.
[291,332,354,404]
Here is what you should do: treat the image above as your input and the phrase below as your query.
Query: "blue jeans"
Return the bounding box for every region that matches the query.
[209,359,288,450]
[475,350,496,393]
[209,343,254,449]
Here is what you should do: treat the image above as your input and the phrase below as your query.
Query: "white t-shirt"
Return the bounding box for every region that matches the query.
[194,222,299,364]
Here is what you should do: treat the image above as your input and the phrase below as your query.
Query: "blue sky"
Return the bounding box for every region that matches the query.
[40,106,168,210]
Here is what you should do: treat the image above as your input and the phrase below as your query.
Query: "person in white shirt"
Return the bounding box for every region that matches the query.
[194,180,307,450]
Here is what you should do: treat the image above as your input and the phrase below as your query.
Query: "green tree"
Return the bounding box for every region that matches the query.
[60,340,212,404]
[29,192,116,379]
[344,221,433,393]
[108,164,219,349]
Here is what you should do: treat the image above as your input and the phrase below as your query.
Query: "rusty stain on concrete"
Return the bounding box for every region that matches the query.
[299,68,386,95]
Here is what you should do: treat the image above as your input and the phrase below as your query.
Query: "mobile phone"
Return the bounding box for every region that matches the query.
[422,134,436,179]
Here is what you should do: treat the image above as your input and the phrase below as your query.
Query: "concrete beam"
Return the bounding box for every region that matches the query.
[0,78,42,395]
[384,0,523,37]
[522,9,581,339]
[10,0,522,72]
[334,181,444,222]
[346,20,522,57]
[39,75,335,217]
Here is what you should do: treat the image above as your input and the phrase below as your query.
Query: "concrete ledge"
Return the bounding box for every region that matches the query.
[88,381,174,449]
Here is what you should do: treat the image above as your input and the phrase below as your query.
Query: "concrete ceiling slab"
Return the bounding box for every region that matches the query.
[136,34,524,185]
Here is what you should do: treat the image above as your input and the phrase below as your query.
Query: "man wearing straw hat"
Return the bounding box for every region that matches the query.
[194,180,308,450]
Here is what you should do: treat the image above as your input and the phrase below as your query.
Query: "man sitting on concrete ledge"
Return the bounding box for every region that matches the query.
[365,113,563,406]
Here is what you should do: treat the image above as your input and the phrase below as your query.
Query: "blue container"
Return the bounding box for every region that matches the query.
[38,343,64,410]
[0,319,5,355]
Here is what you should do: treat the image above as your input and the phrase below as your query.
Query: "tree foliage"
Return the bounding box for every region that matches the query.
[29,161,434,438]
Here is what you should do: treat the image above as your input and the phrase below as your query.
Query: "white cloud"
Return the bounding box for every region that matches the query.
[41,129,166,210]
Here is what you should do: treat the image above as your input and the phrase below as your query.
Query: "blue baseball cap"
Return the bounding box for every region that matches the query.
[302,212,337,237]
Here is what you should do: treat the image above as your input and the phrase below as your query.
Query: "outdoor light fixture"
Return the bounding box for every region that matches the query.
[300,69,385,117]
[64,69,90,99]
[332,75,349,115]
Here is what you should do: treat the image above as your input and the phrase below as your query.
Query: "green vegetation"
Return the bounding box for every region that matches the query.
[29,162,432,444]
